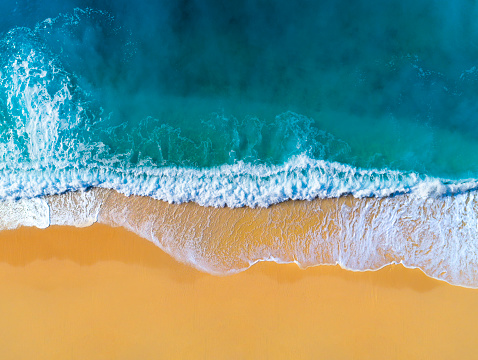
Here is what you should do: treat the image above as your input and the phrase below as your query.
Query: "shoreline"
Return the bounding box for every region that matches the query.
[0,223,477,359]
[0,187,475,287]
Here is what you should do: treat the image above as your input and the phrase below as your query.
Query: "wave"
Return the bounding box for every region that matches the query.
[0,154,477,207]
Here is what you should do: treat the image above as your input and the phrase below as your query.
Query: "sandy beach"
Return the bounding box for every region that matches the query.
[0,223,477,359]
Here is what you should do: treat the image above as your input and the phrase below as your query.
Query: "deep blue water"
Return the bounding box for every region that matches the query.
[2,0,478,206]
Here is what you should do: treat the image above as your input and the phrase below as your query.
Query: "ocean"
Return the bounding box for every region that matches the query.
[1,0,478,287]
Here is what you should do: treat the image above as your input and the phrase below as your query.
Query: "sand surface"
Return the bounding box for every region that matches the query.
[0,223,477,359]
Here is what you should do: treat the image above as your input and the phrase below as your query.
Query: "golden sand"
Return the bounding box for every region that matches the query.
[0,224,477,359]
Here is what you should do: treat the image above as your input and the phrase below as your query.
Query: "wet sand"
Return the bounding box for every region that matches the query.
[42,188,478,286]
[0,224,477,359]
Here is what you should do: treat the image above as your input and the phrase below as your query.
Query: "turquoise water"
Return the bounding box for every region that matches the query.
[2,0,478,205]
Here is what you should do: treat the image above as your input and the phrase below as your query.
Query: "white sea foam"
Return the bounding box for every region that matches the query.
[0,155,477,208]
[0,197,49,230]
[97,158,478,207]
[48,189,107,227]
